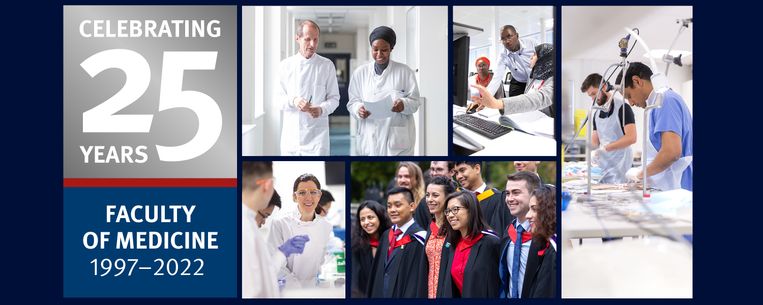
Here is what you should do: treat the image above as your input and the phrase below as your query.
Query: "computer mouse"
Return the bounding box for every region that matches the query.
[498,115,514,127]
[465,108,477,114]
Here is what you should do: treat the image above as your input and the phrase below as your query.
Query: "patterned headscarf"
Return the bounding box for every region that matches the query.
[530,43,553,80]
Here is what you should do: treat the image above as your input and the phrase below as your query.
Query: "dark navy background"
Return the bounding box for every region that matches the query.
[5,0,742,303]
[63,187,236,297]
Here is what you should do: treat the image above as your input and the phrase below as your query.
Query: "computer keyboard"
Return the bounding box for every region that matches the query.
[453,114,513,139]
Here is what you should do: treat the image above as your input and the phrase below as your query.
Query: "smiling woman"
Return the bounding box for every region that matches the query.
[267,173,333,288]
[351,200,392,297]
[436,191,501,298]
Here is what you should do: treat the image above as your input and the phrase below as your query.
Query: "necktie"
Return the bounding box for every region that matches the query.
[388,228,404,257]
[511,224,524,298]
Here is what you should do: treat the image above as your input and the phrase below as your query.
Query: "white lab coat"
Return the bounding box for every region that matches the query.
[347,60,420,156]
[242,205,287,298]
[267,210,332,287]
[278,53,340,156]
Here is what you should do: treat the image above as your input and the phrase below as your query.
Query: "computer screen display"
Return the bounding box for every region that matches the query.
[452,35,470,107]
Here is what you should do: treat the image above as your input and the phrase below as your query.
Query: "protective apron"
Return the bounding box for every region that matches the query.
[644,94,692,190]
[594,94,633,183]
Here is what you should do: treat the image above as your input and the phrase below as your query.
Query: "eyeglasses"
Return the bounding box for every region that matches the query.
[295,189,322,197]
[499,35,515,43]
[444,206,464,216]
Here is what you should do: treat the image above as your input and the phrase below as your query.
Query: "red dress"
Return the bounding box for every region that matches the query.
[425,221,446,298]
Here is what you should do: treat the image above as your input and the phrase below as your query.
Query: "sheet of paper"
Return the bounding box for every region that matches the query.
[363,95,394,120]
[507,111,554,137]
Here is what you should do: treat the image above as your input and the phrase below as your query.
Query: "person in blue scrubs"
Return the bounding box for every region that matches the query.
[619,62,692,191]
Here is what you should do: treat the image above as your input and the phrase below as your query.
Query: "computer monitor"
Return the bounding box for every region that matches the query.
[452,35,470,107]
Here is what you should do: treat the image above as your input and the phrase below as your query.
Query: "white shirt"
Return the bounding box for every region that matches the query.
[488,38,537,95]
[473,183,488,194]
[506,219,532,298]
[278,53,340,156]
[267,209,332,287]
[242,204,286,298]
[393,217,416,240]
[347,60,420,156]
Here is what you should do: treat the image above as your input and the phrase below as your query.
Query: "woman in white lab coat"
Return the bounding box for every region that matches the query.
[278,20,340,156]
[470,43,554,118]
[267,174,332,288]
[348,26,421,156]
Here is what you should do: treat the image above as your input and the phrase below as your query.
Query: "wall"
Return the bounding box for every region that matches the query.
[319,33,356,55]
[262,6,287,155]
[416,6,448,155]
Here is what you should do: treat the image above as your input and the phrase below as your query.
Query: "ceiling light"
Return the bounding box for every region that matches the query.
[643,49,691,60]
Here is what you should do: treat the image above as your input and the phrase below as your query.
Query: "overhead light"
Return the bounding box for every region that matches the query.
[643,49,691,60]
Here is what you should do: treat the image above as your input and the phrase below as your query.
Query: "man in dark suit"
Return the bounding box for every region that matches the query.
[498,171,553,298]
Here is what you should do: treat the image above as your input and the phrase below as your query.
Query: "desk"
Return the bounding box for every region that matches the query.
[562,188,693,239]
[452,105,556,156]
[281,287,345,298]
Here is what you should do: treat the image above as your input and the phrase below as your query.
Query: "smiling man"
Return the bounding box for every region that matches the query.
[367,187,427,298]
[453,161,512,237]
[499,171,542,298]
[278,19,340,156]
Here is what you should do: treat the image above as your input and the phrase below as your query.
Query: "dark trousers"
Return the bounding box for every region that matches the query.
[508,78,527,97]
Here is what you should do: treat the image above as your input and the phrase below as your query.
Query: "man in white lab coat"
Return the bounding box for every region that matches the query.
[242,162,309,298]
[348,26,421,156]
[278,20,340,156]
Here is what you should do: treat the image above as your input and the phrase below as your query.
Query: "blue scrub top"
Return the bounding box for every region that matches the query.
[649,89,693,191]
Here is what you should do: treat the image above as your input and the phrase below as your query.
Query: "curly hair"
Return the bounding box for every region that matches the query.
[531,184,556,244]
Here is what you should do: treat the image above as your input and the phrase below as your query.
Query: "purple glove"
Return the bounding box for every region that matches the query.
[278,235,310,257]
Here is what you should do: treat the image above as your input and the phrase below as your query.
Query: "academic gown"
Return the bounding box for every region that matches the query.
[351,245,374,297]
[435,232,502,298]
[478,188,514,238]
[414,197,431,231]
[367,223,428,298]
[499,237,556,298]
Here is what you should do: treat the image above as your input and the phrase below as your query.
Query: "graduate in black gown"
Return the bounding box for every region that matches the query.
[436,191,501,298]
[351,200,392,298]
[367,187,428,298]
[521,184,557,298]
[414,161,454,229]
[453,161,513,238]
[498,172,555,298]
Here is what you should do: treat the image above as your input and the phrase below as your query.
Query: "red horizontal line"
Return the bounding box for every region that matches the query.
[63,178,237,188]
